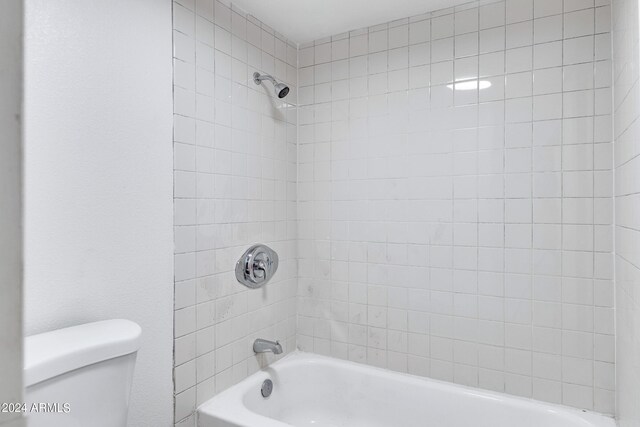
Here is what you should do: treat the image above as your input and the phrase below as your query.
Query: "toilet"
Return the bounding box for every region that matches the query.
[24,319,141,427]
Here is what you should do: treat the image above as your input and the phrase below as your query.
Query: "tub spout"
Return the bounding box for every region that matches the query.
[253,338,283,355]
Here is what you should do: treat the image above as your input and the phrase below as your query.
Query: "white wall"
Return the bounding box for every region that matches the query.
[612,0,640,425]
[24,1,174,426]
[171,1,298,425]
[0,1,24,427]
[297,0,615,414]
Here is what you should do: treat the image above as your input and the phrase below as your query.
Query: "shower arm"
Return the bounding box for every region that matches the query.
[253,72,276,86]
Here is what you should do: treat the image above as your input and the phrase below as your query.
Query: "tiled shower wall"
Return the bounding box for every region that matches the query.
[171,0,298,425]
[296,0,615,414]
[612,0,640,425]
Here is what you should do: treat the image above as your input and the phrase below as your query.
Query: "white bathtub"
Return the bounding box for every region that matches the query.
[198,352,615,427]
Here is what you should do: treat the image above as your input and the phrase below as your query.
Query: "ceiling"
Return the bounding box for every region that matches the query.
[232,0,471,44]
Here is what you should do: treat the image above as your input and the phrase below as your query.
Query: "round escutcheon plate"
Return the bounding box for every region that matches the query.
[261,379,273,398]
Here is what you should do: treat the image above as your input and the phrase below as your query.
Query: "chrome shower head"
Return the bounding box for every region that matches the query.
[273,82,290,98]
[253,72,290,99]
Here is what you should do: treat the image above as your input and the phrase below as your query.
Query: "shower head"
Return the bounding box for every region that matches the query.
[273,82,290,98]
[253,72,290,99]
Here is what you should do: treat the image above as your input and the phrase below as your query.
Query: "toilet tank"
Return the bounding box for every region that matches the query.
[24,319,141,427]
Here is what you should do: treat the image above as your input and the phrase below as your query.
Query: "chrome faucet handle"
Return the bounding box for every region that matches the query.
[253,258,267,279]
[236,244,279,289]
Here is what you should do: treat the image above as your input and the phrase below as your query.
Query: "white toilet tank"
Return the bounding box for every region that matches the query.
[24,319,141,427]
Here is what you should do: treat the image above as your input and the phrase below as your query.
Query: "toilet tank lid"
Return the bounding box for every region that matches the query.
[24,319,141,387]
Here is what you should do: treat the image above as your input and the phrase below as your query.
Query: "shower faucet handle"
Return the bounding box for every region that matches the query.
[236,244,279,289]
[254,259,267,279]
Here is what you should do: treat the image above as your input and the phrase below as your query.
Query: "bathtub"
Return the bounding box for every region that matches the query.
[197,352,615,427]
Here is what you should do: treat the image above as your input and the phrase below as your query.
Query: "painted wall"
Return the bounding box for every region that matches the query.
[23,1,174,426]
[297,0,614,414]
[612,0,640,424]
[171,1,298,425]
[0,1,24,427]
